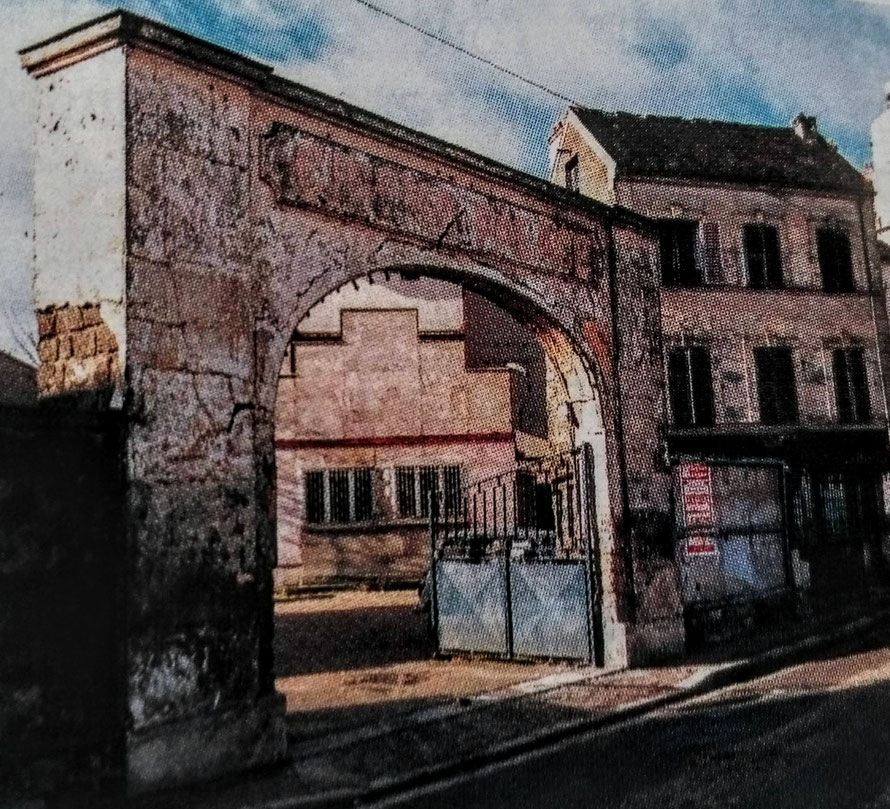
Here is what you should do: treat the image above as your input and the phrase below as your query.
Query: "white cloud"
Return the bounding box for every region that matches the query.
[1,0,888,360]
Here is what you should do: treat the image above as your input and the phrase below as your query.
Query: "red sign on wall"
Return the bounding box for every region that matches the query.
[679,463,717,556]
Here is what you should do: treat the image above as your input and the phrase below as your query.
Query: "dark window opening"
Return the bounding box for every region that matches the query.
[817,228,854,292]
[659,220,701,287]
[305,468,376,525]
[516,472,557,531]
[834,347,870,424]
[353,468,373,522]
[397,465,463,519]
[328,470,351,523]
[744,224,783,289]
[668,346,715,428]
[305,470,325,524]
[754,346,799,425]
[396,467,417,518]
[565,156,579,192]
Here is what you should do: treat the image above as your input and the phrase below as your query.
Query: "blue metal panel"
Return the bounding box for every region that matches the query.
[511,561,590,661]
[435,559,508,655]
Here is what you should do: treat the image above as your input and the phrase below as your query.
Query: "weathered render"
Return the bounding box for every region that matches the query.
[20,11,677,794]
[550,106,890,613]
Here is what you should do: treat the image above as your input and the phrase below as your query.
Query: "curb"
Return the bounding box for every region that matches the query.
[193,608,890,809]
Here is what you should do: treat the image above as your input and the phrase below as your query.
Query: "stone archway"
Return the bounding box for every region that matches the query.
[22,10,679,795]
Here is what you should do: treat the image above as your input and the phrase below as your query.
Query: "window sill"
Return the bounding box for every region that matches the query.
[304,518,430,534]
[660,284,871,297]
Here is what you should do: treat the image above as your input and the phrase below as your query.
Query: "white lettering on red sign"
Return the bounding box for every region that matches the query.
[679,463,717,556]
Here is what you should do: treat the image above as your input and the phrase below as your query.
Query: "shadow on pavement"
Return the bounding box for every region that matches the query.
[274,597,433,677]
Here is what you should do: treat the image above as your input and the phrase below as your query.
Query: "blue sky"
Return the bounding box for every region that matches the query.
[1,0,890,357]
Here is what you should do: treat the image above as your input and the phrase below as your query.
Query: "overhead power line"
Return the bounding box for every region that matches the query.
[349,0,578,106]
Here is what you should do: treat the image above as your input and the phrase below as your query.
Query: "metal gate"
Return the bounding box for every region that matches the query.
[428,444,604,665]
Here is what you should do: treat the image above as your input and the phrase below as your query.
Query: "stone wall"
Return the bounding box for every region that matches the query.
[36,303,121,405]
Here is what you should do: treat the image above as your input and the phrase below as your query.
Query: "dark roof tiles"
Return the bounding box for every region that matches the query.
[570,107,869,194]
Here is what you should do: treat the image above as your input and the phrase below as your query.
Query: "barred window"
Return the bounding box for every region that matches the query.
[395,465,463,518]
[396,467,417,518]
[305,470,325,524]
[304,468,376,525]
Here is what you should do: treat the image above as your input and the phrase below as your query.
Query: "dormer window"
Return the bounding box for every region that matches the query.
[565,156,580,192]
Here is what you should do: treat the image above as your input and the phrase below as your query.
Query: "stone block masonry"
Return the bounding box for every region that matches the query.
[35,303,121,403]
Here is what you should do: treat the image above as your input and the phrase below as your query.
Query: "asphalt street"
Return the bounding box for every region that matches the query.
[374,624,890,809]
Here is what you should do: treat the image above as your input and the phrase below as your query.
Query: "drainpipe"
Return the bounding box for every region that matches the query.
[605,219,637,624]
[857,193,890,433]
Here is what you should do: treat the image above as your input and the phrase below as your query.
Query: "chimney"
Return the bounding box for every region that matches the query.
[792,113,818,143]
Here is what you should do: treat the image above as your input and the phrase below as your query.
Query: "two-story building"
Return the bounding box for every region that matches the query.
[274,275,570,589]
[550,107,890,614]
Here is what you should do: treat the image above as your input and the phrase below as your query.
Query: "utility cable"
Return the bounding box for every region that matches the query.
[349,0,579,106]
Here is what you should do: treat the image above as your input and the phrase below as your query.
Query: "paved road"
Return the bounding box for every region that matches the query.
[375,625,890,809]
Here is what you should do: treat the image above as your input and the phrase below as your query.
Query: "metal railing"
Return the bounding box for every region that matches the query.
[428,445,604,664]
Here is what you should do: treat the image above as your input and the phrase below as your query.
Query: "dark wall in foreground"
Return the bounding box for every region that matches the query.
[0,407,125,802]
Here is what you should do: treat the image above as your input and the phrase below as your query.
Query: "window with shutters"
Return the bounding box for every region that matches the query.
[395,465,463,518]
[754,347,799,425]
[816,228,855,292]
[744,224,783,289]
[658,220,702,287]
[304,468,375,524]
[833,347,870,424]
[667,346,715,428]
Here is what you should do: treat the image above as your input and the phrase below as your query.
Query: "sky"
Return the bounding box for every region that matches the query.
[2,0,890,360]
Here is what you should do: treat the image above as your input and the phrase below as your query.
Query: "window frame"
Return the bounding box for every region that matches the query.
[754,345,799,426]
[303,467,377,526]
[743,223,784,289]
[667,344,715,428]
[816,227,855,293]
[658,219,703,288]
[832,346,870,425]
[394,464,464,519]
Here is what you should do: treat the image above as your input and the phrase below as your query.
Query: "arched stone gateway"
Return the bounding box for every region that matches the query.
[21,11,682,794]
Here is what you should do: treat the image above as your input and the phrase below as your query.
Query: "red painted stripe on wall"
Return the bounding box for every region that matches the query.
[275,432,515,450]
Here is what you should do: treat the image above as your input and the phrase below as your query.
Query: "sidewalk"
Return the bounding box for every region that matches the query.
[137,603,890,809]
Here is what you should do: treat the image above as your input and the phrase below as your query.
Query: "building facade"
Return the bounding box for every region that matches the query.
[551,108,890,613]
[274,276,569,588]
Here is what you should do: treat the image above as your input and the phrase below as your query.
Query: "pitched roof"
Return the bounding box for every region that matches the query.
[570,107,869,194]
